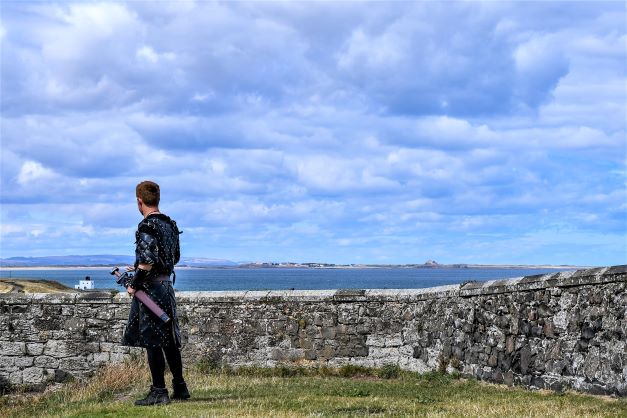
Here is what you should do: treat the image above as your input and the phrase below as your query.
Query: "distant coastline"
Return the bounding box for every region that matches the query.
[0,263,588,270]
[233,262,587,270]
[0,254,592,270]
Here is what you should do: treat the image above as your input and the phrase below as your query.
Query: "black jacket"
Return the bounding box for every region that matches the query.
[122,213,182,348]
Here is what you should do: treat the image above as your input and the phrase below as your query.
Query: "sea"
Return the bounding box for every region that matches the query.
[0,267,574,292]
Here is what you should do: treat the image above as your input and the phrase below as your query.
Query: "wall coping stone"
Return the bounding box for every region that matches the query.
[1,265,624,304]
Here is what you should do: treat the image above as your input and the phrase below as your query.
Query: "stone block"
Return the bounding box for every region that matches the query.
[9,370,22,384]
[519,345,531,374]
[59,356,90,370]
[317,345,335,359]
[92,352,110,364]
[64,317,86,332]
[488,354,498,367]
[320,326,336,339]
[304,349,317,360]
[22,367,44,384]
[96,309,115,320]
[337,310,359,324]
[114,307,130,319]
[32,294,76,304]
[26,343,45,356]
[0,341,25,355]
[366,335,385,347]
[110,352,129,363]
[543,320,556,338]
[505,336,515,354]
[60,305,75,316]
[43,340,94,357]
[34,355,59,368]
[14,356,34,367]
[54,369,72,383]
[76,293,113,303]
[384,335,403,347]
[336,324,355,335]
[10,305,28,314]
[99,342,114,352]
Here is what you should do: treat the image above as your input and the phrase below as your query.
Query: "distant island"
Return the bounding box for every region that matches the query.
[236,260,585,269]
[0,255,587,270]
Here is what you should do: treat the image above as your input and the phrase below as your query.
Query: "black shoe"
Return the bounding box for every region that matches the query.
[134,385,170,406]
[171,380,190,400]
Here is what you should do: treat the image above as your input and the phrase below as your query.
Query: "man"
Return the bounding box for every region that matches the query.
[121,180,190,406]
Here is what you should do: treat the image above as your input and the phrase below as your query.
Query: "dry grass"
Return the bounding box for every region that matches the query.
[1,357,150,417]
[0,279,76,294]
[1,360,625,418]
[0,282,14,293]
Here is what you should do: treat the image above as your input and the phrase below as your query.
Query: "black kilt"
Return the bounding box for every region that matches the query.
[122,280,181,348]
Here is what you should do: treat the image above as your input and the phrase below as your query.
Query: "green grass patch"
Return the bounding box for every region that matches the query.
[1,360,625,417]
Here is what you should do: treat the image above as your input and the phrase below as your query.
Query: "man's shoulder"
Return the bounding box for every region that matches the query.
[139,214,178,233]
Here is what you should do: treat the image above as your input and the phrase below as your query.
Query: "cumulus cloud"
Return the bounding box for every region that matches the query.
[0,1,624,265]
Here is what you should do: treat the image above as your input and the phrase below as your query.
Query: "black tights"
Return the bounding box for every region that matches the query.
[146,345,184,389]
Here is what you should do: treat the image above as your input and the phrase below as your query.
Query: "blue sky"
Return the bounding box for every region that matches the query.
[0,1,625,265]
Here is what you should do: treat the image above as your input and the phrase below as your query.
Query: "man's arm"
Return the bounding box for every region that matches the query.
[126,263,152,295]
[127,230,160,295]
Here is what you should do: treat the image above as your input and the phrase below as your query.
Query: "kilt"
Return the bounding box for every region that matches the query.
[121,280,181,348]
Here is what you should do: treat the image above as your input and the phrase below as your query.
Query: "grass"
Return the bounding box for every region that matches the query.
[1,359,625,418]
[0,278,76,294]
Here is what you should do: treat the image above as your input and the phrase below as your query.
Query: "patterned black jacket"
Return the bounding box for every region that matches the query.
[132,213,181,283]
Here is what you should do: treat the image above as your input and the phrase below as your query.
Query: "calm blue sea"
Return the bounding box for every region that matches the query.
[0,267,573,292]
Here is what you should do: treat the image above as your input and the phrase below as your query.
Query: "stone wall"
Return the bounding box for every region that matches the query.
[0,265,625,396]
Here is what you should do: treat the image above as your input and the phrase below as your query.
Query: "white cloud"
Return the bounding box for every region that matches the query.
[136,46,176,64]
[17,161,55,185]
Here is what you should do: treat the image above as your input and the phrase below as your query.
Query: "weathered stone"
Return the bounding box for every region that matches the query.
[581,324,596,340]
[543,320,555,338]
[505,335,515,354]
[34,355,59,368]
[54,369,71,383]
[488,354,498,367]
[537,303,552,317]
[520,345,531,374]
[64,318,86,332]
[8,370,22,384]
[92,352,110,364]
[14,356,34,367]
[0,341,25,356]
[320,326,336,339]
[22,367,44,384]
[26,343,45,356]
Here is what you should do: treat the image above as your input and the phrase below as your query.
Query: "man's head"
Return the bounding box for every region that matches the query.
[136,180,160,214]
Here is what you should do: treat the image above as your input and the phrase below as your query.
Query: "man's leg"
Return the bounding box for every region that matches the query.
[163,344,184,383]
[163,344,190,399]
[146,347,167,388]
[134,347,170,406]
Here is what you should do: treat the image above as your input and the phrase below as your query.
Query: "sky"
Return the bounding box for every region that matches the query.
[0,1,625,266]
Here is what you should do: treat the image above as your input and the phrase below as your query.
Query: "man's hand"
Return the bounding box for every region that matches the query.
[127,286,136,296]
